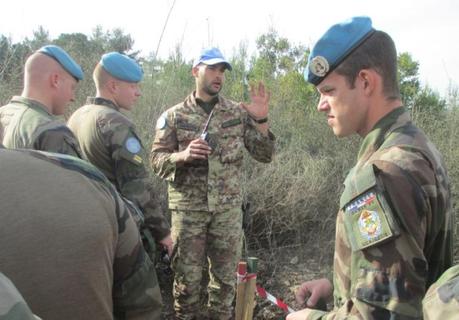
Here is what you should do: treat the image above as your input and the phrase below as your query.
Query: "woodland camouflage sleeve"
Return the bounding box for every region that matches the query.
[422,264,459,320]
[243,115,275,163]
[313,151,452,320]
[35,124,82,158]
[110,123,170,242]
[150,111,179,181]
[112,188,162,319]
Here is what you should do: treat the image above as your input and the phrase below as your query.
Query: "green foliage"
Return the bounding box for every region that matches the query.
[398,52,445,122]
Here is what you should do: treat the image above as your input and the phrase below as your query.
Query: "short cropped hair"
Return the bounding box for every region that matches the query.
[93,63,111,91]
[335,30,400,100]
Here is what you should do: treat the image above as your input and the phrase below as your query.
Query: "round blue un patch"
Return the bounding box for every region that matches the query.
[125,137,141,154]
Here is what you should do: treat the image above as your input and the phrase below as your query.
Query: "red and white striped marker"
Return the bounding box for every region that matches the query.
[256,284,296,314]
[237,266,295,314]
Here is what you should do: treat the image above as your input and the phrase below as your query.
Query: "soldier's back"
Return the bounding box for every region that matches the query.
[0,148,133,320]
[68,101,134,181]
[0,97,81,156]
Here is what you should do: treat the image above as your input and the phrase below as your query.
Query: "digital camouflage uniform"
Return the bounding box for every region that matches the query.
[422,264,459,319]
[0,96,81,157]
[67,97,168,317]
[308,107,453,320]
[0,273,39,320]
[0,147,160,320]
[151,92,275,319]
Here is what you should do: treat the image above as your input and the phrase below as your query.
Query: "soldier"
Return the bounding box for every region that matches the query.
[67,52,171,318]
[151,47,276,320]
[0,45,82,157]
[287,17,453,319]
[0,146,160,320]
[422,264,459,319]
[0,273,40,320]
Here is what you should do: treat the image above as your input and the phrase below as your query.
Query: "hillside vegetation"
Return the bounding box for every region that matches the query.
[1,26,458,317]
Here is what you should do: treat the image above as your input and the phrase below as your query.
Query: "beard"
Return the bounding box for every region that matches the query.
[202,82,221,97]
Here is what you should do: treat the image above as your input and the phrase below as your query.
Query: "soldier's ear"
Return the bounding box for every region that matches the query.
[49,72,60,89]
[357,69,376,96]
[191,66,200,78]
[107,79,118,94]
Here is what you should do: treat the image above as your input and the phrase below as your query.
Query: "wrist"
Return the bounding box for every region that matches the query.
[249,114,268,124]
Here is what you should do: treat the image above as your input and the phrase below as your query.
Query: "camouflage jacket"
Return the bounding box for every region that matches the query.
[0,147,159,319]
[423,264,459,319]
[0,96,81,157]
[0,273,39,320]
[150,92,275,211]
[309,108,453,320]
[67,97,170,241]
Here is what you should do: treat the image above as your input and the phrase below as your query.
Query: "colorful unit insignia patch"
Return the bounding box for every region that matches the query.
[343,190,399,251]
[358,210,382,240]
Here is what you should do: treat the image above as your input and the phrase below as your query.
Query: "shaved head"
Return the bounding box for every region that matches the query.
[24,52,66,86]
[22,52,77,115]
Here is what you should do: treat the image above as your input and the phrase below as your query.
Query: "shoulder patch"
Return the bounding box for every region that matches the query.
[156,114,167,130]
[343,189,400,251]
[125,137,141,154]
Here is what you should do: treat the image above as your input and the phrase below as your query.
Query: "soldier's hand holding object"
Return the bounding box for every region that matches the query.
[177,138,212,163]
[159,234,174,257]
[295,278,332,308]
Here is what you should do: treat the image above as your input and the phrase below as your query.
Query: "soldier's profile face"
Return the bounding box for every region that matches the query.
[114,81,141,111]
[316,71,367,137]
[53,72,78,115]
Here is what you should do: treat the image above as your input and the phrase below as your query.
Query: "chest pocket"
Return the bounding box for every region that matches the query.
[218,118,244,163]
[176,121,199,152]
[340,165,400,252]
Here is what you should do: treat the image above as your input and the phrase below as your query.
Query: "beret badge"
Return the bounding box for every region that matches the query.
[309,56,329,77]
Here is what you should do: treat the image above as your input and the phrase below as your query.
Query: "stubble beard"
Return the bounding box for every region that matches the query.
[203,83,221,97]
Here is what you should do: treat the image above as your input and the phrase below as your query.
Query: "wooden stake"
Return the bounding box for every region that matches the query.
[242,257,258,320]
[235,261,247,320]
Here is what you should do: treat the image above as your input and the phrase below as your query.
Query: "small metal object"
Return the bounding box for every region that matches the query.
[200,109,215,144]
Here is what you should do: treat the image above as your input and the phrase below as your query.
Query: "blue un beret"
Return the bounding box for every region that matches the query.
[100,52,143,83]
[193,47,232,71]
[305,16,375,85]
[38,45,84,81]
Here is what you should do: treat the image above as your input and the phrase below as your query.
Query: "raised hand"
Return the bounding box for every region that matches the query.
[241,81,270,120]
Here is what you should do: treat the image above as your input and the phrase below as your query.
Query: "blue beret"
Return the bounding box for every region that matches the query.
[193,47,232,71]
[305,16,375,85]
[100,52,143,83]
[38,45,84,81]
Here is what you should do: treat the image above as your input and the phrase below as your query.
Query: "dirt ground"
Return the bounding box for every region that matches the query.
[156,242,333,320]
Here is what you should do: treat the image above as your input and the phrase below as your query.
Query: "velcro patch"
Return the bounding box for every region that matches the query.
[177,121,198,131]
[222,118,242,128]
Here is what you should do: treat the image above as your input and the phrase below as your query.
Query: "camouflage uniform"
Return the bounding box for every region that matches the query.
[0,147,160,320]
[307,107,453,320]
[67,97,168,318]
[67,97,170,239]
[0,96,81,157]
[151,92,275,319]
[0,273,38,320]
[422,264,459,319]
